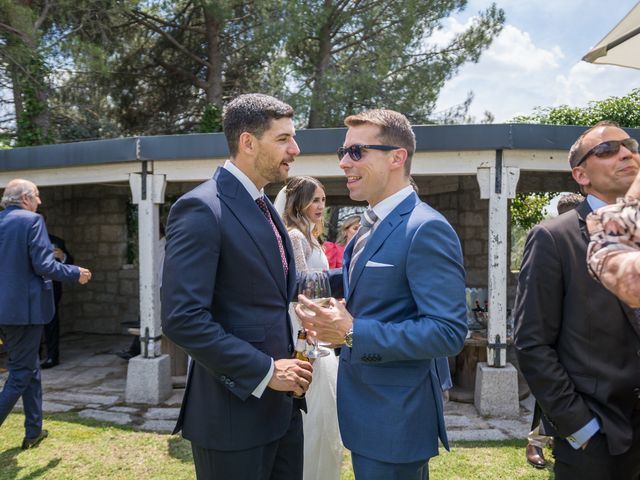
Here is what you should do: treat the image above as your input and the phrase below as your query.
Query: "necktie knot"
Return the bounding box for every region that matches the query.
[360,208,378,229]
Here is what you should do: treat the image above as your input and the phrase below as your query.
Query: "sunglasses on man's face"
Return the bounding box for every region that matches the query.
[336,144,400,161]
[576,137,639,167]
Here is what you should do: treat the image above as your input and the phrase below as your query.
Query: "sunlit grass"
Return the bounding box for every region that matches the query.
[2,413,553,479]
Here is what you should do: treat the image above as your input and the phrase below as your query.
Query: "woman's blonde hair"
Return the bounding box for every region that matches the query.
[283,176,325,247]
[336,215,360,245]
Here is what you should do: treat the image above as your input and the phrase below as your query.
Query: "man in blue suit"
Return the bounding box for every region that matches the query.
[161,94,314,480]
[297,109,467,479]
[0,179,91,449]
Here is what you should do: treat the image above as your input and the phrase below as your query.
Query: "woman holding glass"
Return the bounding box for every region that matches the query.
[275,176,342,480]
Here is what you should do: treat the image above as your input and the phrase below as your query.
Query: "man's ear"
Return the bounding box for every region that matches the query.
[238,132,256,156]
[571,166,591,189]
[389,148,408,171]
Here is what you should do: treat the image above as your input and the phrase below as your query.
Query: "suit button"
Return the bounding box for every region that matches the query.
[637,350,640,357]
[229,381,235,388]
[288,344,294,354]
[634,388,640,398]
[220,375,227,381]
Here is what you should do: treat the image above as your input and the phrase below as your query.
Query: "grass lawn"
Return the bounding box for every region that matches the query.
[1,412,554,479]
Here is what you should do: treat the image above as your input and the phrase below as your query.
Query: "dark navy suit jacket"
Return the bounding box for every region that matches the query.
[0,206,79,326]
[161,168,301,451]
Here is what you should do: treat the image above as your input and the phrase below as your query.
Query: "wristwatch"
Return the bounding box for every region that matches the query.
[344,328,353,348]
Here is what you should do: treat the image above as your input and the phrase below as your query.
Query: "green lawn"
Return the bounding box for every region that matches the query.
[1,412,554,479]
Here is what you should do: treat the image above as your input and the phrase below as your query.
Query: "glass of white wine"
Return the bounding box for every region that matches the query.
[298,269,331,358]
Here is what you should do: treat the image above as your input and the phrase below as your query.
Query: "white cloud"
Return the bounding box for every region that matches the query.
[483,25,564,72]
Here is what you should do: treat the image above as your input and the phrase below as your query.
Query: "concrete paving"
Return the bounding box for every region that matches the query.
[1,333,535,440]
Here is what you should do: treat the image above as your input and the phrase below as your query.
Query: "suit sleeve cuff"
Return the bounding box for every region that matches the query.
[251,358,274,398]
[566,417,600,449]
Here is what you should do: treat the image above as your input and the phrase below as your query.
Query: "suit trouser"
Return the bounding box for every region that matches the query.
[351,452,429,480]
[190,404,303,480]
[43,285,62,362]
[553,411,640,480]
[0,325,44,438]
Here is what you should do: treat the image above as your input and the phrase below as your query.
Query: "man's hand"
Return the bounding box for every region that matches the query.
[268,359,313,397]
[295,295,353,345]
[78,267,92,284]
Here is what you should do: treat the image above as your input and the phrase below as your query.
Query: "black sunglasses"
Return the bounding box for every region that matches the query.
[337,144,400,161]
[576,137,639,167]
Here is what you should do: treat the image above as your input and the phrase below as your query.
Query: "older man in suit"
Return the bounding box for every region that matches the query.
[297,109,467,479]
[515,121,640,479]
[161,94,314,480]
[0,179,91,449]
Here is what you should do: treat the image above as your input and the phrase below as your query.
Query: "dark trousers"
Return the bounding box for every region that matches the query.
[190,405,303,480]
[43,305,59,362]
[553,413,640,480]
[351,452,429,480]
[0,325,44,438]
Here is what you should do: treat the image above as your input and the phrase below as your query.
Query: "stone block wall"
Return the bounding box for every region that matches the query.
[40,184,138,334]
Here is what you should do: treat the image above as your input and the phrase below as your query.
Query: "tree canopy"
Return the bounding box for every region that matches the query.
[1,0,505,145]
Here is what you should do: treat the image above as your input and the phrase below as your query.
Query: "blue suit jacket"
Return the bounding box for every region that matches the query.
[0,206,79,326]
[339,192,467,463]
[161,168,300,451]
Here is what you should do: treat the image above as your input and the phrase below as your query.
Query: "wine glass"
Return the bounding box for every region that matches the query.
[298,269,331,358]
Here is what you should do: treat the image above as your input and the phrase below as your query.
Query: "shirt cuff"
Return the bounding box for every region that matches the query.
[251,358,274,398]
[566,417,600,449]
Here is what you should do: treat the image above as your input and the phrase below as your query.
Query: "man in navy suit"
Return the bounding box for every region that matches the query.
[161,94,314,480]
[297,109,467,479]
[0,179,91,449]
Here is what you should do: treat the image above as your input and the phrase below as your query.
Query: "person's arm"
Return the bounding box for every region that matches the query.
[587,199,640,307]
[29,216,84,283]
[287,229,310,273]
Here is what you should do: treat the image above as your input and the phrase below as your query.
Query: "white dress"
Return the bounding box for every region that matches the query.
[288,228,343,480]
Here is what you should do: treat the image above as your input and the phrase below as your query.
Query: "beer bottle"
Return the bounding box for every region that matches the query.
[295,330,309,362]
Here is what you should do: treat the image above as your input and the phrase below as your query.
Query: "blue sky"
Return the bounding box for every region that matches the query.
[433,0,640,122]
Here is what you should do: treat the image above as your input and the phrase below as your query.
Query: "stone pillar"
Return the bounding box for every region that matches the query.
[475,155,520,417]
[125,169,171,404]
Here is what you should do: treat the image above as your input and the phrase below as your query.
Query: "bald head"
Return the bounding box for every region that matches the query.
[1,179,40,211]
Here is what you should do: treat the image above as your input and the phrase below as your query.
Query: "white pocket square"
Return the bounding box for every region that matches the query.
[365,260,394,268]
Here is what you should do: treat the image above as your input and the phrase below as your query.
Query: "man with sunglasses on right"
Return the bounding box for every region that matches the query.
[515,121,640,479]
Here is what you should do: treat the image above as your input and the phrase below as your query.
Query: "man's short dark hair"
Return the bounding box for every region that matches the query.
[557,193,584,215]
[223,94,294,157]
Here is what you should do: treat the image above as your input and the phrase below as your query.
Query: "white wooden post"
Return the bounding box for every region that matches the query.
[474,153,521,417]
[125,168,171,404]
[129,171,166,357]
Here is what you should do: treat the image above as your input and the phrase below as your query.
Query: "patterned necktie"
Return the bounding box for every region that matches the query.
[348,208,378,282]
[256,196,288,276]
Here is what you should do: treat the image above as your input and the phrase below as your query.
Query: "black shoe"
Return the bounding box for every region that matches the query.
[41,358,59,369]
[22,430,48,449]
[116,350,134,360]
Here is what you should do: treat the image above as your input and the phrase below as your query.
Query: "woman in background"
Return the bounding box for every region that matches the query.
[275,175,342,480]
[323,215,360,269]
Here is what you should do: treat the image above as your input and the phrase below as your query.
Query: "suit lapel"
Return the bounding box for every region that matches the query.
[215,168,288,298]
[577,200,640,339]
[348,193,419,294]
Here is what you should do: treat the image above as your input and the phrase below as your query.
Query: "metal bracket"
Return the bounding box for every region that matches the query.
[140,327,163,358]
[487,334,508,367]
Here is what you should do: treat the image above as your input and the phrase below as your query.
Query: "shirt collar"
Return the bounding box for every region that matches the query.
[586,194,608,211]
[370,185,414,223]
[223,160,264,200]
